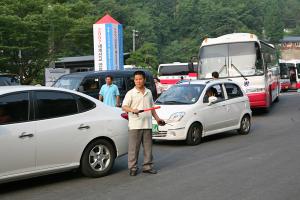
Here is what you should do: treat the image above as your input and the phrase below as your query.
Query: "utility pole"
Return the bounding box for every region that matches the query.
[132,29,139,52]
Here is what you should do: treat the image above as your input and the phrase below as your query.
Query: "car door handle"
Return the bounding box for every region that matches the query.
[78,124,90,130]
[19,132,34,139]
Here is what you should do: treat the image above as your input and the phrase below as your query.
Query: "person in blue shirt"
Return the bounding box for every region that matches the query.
[99,75,120,107]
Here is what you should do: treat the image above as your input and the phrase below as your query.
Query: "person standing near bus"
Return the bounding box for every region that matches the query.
[99,75,120,107]
[122,71,165,176]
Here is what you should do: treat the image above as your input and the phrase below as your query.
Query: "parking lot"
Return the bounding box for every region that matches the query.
[1,92,300,200]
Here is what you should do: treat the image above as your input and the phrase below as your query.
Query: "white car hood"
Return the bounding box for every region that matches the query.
[155,104,192,120]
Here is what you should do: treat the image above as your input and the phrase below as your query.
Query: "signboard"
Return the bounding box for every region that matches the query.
[93,14,124,71]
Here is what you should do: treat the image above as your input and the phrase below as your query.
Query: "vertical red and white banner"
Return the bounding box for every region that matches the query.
[93,14,124,71]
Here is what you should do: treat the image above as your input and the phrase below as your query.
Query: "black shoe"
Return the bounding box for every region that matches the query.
[142,169,157,174]
[129,170,137,176]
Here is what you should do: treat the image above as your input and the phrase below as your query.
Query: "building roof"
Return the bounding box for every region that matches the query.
[281,36,300,42]
[56,56,94,63]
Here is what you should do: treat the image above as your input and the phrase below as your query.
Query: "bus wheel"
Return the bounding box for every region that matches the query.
[274,95,279,103]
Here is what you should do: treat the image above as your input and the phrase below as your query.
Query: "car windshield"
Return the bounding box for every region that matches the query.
[156,84,205,105]
[53,76,83,90]
[0,76,20,86]
[199,42,263,78]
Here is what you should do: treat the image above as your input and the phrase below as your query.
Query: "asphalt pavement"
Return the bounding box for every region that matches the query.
[1,92,300,200]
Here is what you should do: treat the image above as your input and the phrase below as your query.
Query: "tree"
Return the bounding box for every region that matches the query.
[264,0,284,43]
[126,42,159,74]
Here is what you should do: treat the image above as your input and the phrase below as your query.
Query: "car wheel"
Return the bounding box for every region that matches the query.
[186,123,202,146]
[238,115,251,135]
[81,139,116,178]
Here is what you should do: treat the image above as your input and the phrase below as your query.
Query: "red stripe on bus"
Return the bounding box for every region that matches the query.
[188,73,197,77]
[160,79,180,84]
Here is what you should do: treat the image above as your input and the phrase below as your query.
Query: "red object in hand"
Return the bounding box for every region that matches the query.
[133,106,161,114]
[142,106,161,112]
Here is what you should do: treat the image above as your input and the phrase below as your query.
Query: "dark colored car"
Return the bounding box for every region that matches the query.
[0,74,20,86]
[52,69,158,102]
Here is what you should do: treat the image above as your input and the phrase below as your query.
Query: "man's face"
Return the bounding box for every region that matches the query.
[106,77,112,85]
[134,74,145,88]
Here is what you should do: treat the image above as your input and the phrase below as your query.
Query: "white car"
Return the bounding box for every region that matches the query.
[153,79,252,145]
[0,86,128,183]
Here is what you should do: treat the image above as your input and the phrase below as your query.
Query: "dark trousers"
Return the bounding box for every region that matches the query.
[128,129,153,171]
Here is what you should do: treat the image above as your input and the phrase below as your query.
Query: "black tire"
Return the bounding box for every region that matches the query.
[186,123,202,146]
[237,115,251,135]
[81,139,116,178]
[274,95,279,103]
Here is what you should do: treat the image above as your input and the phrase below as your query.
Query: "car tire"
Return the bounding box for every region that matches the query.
[81,139,116,178]
[237,115,251,135]
[186,123,202,146]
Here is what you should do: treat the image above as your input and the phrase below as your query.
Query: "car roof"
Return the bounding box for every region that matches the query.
[0,86,83,96]
[178,79,238,86]
[59,69,152,78]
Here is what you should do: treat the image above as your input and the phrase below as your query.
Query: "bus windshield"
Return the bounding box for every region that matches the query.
[279,63,290,79]
[53,76,83,90]
[159,64,197,76]
[199,42,264,78]
[297,63,300,79]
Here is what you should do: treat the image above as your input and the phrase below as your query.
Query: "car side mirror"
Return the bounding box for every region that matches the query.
[208,96,218,105]
[78,85,84,92]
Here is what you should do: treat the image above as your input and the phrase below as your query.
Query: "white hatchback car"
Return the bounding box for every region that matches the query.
[0,86,128,183]
[152,79,252,145]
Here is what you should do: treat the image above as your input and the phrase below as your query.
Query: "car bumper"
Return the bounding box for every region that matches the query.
[152,125,186,140]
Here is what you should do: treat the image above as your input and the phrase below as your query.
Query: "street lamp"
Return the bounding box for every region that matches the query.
[132,29,139,52]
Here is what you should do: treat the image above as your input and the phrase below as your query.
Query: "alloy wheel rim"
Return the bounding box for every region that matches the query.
[242,118,250,132]
[89,145,111,172]
[192,127,201,142]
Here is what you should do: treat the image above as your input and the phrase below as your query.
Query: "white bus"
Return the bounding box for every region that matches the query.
[279,59,300,90]
[158,62,197,89]
[198,33,280,109]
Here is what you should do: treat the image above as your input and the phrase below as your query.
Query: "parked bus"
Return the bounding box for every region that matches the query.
[198,33,280,109]
[158,62,197,89]
[279,59,300,90]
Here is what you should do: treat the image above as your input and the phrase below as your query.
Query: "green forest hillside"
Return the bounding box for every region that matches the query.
[1,0,300,83]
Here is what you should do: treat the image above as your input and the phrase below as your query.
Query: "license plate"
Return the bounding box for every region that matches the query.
[152,124,159,135]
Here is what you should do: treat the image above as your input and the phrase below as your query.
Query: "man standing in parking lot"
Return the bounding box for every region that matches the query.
[99,75,120,107]
[122,71,165,176]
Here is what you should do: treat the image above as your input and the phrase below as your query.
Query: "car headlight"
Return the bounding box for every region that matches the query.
[246,88,265,93]
[168,112,185,122]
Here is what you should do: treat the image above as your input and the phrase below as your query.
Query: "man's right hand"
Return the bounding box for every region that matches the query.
[131,109,139,114]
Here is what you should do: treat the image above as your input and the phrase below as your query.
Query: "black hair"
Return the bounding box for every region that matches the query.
[134,70,146,79]
[154,77,160,82]
[212,71,219,78]
[105,75,113,80]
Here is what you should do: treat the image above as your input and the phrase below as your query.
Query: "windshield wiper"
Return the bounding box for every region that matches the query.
[161,100,188,105]
[230,59,248,80]
[218,57,227,75]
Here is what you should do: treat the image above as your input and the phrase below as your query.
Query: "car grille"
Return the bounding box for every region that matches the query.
[153,131,167,137]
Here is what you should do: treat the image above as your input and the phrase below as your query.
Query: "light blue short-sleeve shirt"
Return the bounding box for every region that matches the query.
[99,84,120,107]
